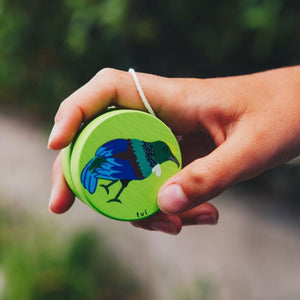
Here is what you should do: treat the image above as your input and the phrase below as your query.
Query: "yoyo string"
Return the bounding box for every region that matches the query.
[128,68,182,143]
[128,68,156,117]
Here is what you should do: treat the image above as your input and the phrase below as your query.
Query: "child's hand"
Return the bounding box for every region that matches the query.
[48,67,300,235]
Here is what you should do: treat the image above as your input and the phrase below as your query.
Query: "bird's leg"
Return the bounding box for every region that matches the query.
[107,180,130,203]
[100,180,118,195]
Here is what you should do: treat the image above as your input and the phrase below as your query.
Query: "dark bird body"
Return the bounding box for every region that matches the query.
[81,138,179,202]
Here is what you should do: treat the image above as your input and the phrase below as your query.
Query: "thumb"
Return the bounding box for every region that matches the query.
[158,132,260,214]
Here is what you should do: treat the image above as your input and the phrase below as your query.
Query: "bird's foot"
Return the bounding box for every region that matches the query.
[107,198,122,203]
[100,184,110,195]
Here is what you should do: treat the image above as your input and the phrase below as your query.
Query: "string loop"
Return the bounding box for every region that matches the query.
[128,68,156,117]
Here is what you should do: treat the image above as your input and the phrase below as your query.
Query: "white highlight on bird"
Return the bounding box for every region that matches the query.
[152,164,162,176]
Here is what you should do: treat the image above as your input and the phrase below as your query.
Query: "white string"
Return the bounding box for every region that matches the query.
[128,68,183,143]
[128,68,156,117]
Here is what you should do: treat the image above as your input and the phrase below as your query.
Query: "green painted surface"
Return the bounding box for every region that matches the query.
[63,109,181,221]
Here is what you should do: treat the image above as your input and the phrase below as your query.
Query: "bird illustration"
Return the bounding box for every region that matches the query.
[81,138,180,203]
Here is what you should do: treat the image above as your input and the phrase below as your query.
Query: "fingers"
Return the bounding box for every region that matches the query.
[47,68,188,150]
[48,68,125,150]
[158,128,262,215]
[49,152,75,214]
[180,203,219,226]
[131,203,219,235]
[131,212,182,235]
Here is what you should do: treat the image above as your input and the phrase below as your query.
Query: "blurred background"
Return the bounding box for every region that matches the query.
[0,0,300,299]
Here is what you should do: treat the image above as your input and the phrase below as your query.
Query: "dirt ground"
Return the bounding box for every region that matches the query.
[1,113,300,300]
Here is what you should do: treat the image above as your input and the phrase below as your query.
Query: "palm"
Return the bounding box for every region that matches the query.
[177,131,216,167]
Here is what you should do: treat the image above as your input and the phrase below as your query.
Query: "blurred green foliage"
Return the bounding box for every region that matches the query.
[0,205,148,300]
[0,0,299,122]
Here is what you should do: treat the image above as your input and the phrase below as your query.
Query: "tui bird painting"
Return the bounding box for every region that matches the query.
[81,138,180,203]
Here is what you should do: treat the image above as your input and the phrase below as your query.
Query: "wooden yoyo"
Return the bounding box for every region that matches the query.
[62,109,182,221]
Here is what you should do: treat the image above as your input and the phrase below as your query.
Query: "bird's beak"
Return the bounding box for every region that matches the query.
[169,155,180,168]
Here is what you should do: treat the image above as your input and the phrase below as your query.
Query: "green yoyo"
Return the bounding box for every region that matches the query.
[62,109,182,221]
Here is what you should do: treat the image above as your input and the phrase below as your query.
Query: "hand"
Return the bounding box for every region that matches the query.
[48,66,300,234]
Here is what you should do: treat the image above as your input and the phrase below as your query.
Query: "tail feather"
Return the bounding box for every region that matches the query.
[81,159,99,194]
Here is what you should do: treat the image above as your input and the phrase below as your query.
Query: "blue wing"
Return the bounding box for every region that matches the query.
[94,157,137,180]
[95,139,129,157]
[81,158,99,194]
[81,139,138,194]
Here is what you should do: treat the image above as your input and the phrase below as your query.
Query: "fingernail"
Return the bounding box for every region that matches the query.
[47,123,58,149]
[158,184,190,214]
[151,221,179,235]
[196,214,218,225]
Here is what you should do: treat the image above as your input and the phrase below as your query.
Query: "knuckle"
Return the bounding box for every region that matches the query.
[55,95,84,124]
[55,100,71,123]
[54,102,64,122]
[94,67,119,97]
[187,160,225,199]
[206,161,226,194]
[57,99,68,112]
[95,67,118,80]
